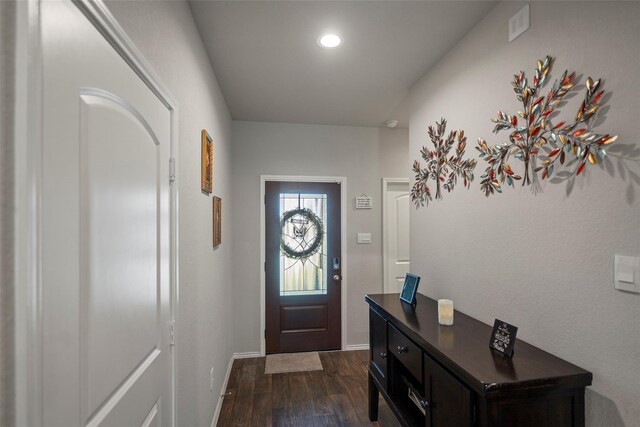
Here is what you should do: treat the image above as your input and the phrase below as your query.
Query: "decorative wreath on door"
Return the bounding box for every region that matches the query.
[280,207,324,260]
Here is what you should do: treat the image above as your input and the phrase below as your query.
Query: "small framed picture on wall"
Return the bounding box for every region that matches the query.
[213,196,222,247]
[201,129,213,194]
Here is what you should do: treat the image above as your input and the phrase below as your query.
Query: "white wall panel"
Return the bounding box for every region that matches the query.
[105,2,234,426]
[231,122,409,349]
[409,2,640,425]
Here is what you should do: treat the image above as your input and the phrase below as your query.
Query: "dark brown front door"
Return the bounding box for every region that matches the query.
[265,181,341,354]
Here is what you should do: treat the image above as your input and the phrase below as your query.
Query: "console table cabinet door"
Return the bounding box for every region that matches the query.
[424,353,472,427]
[369,308,388,389]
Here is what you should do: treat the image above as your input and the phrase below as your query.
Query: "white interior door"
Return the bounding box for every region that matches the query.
[41,1,172,426]
[383,180,410,293]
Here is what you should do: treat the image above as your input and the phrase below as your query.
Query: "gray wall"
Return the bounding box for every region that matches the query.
[105,2,233,426]
[0,1,16,425]
[409,2,639,426]
[231,121,409,351]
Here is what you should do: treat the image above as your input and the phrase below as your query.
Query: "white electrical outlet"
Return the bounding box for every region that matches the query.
[509,4,530,42]
[210,367,215,391]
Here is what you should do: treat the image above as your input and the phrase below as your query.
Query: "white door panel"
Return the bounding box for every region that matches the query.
[384,181,410,293]
[80,92,160,419]
[42,1,172,426]
[394,194,410,262]
[140,402,161,427]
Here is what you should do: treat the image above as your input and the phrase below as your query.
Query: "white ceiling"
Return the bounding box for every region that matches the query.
[189,1,498,128]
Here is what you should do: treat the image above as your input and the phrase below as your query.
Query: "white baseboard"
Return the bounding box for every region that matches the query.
[211,355,235,427]
[233,351,261,359]
[345,344,370,351]
[211,351,262,427]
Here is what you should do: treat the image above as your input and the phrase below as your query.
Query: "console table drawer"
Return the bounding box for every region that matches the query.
[388,324,422,382]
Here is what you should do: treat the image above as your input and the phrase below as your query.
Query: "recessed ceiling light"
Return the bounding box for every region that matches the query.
[384,120,398,129]
[318,33,342,49]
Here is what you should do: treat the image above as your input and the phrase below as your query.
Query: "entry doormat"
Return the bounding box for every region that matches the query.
[264,351,323,374]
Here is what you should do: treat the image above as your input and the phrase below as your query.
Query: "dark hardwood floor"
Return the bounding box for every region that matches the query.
[217,350,400,427]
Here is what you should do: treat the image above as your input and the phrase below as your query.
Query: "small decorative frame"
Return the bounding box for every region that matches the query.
[355,194,372,209]
[400,273,421,305]
[489,319,518,357]
[201,129,213,194]
[213,196,222,247]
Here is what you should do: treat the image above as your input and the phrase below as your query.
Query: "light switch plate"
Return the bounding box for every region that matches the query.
[509,4,530,42]
[614,255,640,294]
[357,233,372,244]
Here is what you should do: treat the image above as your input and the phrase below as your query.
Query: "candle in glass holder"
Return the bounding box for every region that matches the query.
[438,299,454,325]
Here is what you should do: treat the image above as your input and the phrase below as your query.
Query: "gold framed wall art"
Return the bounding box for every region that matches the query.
[201,129,213,194]
[213,196,222,247]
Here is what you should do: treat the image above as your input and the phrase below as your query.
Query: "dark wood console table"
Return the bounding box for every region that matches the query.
[366,293,592,427]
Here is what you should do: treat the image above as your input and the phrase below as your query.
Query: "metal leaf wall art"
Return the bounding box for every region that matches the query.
[411,118,476,207]
[476,55,618,196]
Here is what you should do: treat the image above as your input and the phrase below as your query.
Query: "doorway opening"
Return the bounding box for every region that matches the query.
[382,178,410,294]
[260,176,347,355]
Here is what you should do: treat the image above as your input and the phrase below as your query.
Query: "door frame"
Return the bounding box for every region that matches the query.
[260,175,347,356]
[382,178,409,294]
[13,1,179,426]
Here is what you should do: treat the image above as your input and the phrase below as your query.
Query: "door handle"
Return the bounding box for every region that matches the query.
[397,345,408,354]
[333,274,341,281]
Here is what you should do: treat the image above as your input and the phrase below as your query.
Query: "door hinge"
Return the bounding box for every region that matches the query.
[168,320,175,347]
[264,194,266,204]
[264,261,266,272]
[169,157,176,183]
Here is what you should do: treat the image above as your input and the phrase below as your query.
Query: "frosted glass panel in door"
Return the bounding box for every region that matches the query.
[279,193,327,296]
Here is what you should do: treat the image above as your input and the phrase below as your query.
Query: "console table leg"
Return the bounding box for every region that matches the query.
[368,374,379,421]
